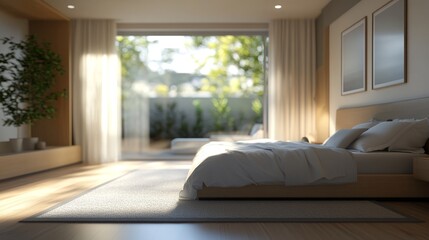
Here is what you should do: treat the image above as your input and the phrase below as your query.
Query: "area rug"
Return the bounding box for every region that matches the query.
[23,168,416,223]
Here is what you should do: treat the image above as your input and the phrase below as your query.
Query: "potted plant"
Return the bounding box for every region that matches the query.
[0,35,66,152]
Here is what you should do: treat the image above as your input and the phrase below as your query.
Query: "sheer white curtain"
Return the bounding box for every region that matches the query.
[268,19,316,141]
[72,19,121,164]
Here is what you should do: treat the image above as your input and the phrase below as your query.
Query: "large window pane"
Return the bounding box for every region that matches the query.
[117,35,266,158]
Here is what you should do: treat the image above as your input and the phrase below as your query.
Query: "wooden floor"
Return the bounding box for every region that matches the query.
[0,160,429,240]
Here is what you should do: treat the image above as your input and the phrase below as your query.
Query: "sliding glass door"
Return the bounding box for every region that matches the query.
[117,34,267,159]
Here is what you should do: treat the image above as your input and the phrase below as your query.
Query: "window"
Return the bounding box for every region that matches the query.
[117,34,267,158]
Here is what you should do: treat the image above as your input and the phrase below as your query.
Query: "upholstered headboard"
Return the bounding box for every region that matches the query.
[336,97,429,130]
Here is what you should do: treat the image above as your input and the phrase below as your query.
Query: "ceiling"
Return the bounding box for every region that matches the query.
[43,0,331,23]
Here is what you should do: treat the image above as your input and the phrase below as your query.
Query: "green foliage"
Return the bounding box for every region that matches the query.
[251,98,263,123]
[192,100,204,137]
[165,102,177,139]
[192,35,265,98]
[116,36,150,102]
[211,95,234,131]
[149,103,176,139]
[149,100,207,140]
[116,36,149,82]
[149,102,181,139]
[192,36,265,131]
[150,103,164,140]
[177,113,190,137]
[0,35,66,127]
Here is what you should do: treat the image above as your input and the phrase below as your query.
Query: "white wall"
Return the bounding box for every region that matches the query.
[329,0,429,134]
[0,9,28,141]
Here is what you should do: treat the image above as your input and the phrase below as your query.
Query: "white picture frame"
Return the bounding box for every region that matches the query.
[372,0,407,89]
[341,17,367,95]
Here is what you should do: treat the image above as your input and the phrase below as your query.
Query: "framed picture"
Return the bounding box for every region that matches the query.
[341,17,366,95]
[372,0,407,89]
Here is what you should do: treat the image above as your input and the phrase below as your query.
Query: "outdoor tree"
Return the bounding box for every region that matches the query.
[116,36,150,95]
[192,36,265,126]
[192,35,264,97]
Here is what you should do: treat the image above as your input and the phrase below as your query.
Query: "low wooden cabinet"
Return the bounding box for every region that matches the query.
[0,145,81,181]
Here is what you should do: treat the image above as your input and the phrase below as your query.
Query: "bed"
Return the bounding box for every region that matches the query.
[180,97,429,200]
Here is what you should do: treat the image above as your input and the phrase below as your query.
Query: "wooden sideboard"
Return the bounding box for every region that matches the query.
[0,2,82,182]
[0,145,81,181]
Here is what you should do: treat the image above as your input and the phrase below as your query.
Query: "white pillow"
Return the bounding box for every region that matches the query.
[323,128,367,148]
[352,120,380,129]
[392,118,417,122]
[349,121,412,152]
[389,119,429,153]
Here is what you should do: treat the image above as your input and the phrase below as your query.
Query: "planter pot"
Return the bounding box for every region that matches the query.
[22,137,39,151]
[9,138,23,153]
[36,141,46,150]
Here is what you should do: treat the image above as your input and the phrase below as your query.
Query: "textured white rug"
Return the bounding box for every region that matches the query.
[24,168,415,223]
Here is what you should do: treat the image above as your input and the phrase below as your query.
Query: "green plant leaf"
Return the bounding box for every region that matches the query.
[0,35,67,127]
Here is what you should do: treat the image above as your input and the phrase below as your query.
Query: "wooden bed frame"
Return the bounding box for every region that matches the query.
[197,97,429,199]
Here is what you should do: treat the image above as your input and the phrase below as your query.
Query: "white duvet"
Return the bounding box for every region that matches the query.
[180,140,357,200]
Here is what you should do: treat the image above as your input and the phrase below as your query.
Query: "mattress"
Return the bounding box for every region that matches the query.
[180,141,357,200]
[352,151,427,174]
